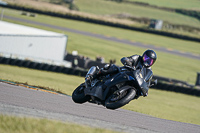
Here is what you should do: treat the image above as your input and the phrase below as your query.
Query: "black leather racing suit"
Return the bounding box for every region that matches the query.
[121,55,153,96]
[89,55,153,96]
[92,64,119,79]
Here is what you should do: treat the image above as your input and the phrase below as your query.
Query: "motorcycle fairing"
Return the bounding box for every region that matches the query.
[133,69,149,96]
[84,72,135,101]
[84,85,104,100]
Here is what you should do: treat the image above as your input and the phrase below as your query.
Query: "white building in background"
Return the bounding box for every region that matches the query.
[0,21,71,67]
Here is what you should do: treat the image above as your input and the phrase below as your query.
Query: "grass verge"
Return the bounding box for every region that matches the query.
[2,8,200,84]
[2,7,200,55]
[0,115,117,133]
[75,0,200,28]
[4,0,200,29]
[129,0,200,9]
[0,64,200,125]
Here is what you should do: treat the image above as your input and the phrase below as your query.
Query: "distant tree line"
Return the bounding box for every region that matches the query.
[49,0,73,4]
[49,0,78,10]
[108,0,200,21]
[176,9,200,21]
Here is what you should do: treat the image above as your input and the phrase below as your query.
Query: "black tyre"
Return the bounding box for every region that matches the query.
[105,86,136,110]
[72,83,90,104]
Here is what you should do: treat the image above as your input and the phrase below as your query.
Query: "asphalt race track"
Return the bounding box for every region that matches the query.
[4,15,200,60]
[0,82,200,133]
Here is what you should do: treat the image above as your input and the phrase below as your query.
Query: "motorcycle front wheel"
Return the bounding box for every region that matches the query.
[105,87,136,110]
[72,83,90,104]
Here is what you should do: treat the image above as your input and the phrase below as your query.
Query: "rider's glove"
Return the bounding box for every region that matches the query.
[121,57,132,66]
[124,60,132,66]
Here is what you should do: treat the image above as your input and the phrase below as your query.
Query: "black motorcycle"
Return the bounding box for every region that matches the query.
[72,65,157,110]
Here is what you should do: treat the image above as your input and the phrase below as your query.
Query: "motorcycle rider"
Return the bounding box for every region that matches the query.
[85,49,157,96]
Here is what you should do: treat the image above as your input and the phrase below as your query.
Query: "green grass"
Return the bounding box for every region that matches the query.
[123,89,200,125]
[2,8,200,84]
[66,33,200,84]
[1,2,200,131]
[0,64,82,95]
[74,0,200,28]
[0,64,200,125]
[1,7,200,125]
[0,115,117,133]
[3,8,200,55]
[129,0,200,10]
[3,0,200,38]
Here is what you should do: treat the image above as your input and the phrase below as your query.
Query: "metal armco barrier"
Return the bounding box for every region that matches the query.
[0,56,200,96]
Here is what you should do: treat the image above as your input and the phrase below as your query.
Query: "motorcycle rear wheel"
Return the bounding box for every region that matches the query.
[105,87,136,110]
[72,83,90,104]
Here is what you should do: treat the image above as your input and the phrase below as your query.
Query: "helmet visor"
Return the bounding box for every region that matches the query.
[143,54,154,66]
